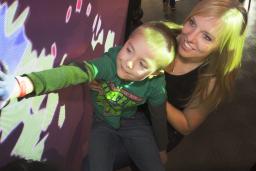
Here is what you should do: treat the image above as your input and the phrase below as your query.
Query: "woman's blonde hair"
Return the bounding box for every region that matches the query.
[130,21,182,72]
[186,0,248,110]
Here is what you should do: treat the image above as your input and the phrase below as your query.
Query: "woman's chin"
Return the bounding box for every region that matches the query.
[178,46,191,57]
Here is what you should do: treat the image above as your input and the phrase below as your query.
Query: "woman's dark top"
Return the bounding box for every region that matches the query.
[165,66,199,111]
[139,65,200,151]
[164,66,199,151]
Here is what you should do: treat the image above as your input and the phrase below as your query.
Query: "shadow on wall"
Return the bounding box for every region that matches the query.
[0,158,62,171]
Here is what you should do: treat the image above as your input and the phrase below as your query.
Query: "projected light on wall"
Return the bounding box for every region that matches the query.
[0,1,65,160]
[0,0,117,161]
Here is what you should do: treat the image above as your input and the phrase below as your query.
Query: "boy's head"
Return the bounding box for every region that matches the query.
[116,21,181,81]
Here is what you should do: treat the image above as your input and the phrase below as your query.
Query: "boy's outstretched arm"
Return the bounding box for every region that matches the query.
[25,62,97,96]
[0,47,117,109]
[0,62,98,109]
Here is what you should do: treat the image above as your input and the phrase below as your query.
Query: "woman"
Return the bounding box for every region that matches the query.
[164,0,247,152]
[88,0,248,169]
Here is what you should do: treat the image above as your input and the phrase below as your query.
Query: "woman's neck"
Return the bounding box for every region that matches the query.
[177,53,206,64]
[165,54,204,75]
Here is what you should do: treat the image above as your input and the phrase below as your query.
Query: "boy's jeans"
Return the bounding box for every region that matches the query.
[85,112,165,171]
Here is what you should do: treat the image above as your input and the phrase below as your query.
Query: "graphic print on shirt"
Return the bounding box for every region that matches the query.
[96,82,143,116]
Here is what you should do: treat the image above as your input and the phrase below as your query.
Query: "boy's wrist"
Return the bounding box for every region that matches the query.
[14,76,34,98]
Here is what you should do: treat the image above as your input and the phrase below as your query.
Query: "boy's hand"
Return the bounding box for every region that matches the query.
[88,80,103,94]
[0,62,17,109]
[159,150,168,164]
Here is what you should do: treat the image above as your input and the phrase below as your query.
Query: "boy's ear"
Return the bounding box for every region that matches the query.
[148,69,164,79]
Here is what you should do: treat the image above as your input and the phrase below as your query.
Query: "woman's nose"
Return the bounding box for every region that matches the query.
[187,29,198,43]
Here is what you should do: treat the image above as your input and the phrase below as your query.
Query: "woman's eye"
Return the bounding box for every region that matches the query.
[188,18,195,27]
[203,34,212,42]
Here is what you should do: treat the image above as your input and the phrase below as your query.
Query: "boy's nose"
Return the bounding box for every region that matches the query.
[127,60,133,69]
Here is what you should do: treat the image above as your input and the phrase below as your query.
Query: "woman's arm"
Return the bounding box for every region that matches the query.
[166,102,209,135]
[166,78,215,135]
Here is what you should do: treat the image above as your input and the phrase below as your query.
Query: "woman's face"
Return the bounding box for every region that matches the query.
[178,15,220,62]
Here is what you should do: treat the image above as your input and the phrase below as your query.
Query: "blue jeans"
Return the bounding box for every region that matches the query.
[84,113,165,171]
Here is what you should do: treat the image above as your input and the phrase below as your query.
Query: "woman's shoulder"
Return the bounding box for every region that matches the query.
[148,74,166,87]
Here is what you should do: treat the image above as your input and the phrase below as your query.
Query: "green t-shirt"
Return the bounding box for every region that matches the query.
[89,47,167,128]
[27,47,166,128]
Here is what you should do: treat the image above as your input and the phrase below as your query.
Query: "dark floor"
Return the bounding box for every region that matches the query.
[121,0,256,171]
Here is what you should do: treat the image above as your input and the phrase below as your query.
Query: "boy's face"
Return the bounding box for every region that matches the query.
[116,31,160,81]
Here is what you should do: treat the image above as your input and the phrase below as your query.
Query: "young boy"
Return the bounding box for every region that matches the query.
[0,21,179,171]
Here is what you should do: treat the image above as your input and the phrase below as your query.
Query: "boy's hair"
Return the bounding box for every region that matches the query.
[185,0,248,110]
[130,21,182,73]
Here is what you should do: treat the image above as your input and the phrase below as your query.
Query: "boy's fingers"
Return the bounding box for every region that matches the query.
[159,151,168,164]
[0,89,7,99]
[0,71,7,81]
[88,80,102,91]
[0,81,5,87]
[0,61,9,74]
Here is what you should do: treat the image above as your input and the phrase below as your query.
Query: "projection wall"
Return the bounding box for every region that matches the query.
[0,0,128,169]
